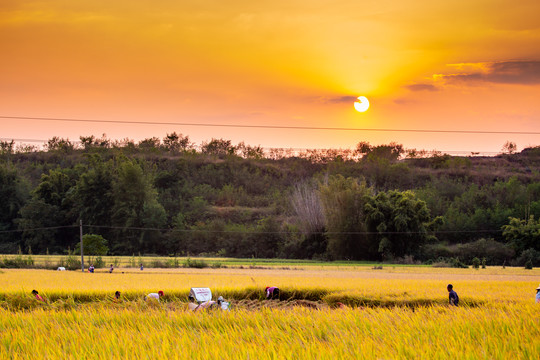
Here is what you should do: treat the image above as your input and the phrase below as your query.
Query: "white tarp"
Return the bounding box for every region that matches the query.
[189,287,212,303]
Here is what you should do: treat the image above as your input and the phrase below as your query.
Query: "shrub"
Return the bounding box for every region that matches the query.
[514,248,540,267]
[472,257,480,269]
[183,257,208,268]
[422,239,514,265]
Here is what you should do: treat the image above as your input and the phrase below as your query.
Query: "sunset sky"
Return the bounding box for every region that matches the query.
[1,0,539,154]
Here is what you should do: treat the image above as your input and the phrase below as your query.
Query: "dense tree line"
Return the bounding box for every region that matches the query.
[0,135,539,265]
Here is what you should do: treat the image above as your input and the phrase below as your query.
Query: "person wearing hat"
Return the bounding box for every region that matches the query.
[145,290,164,301]
[536,285,540,303]
[265,286,280,300]
[447,284,459,306]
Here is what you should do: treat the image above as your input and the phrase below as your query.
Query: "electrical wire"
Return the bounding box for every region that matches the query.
[0,224,503,235]
[1,115,539,135]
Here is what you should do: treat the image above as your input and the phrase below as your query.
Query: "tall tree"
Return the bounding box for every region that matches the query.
[0,164,29,252]
[17,168,79,253]
[111,160,166,254]
[365,190,441,260]
[319,175,373,260]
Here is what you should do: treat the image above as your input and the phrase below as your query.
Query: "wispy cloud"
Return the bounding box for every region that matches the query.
[434,60,540,85]
[326,95,358,103]
[405,83,439,92]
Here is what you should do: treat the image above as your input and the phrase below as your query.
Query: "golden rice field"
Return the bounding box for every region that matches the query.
[1,267,539,359]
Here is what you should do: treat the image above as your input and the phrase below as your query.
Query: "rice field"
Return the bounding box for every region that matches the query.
[1,267,539,359]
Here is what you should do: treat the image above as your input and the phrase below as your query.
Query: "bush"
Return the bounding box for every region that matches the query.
[525,259,533,269]
[472,257,480,269]
[183,257,208,269]
[451,257,468,268]
[422,239,514,265]
[513,248,540,267]
[94,256,105,268]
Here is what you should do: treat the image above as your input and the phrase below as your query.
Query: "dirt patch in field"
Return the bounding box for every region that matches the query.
[231,299,329,310]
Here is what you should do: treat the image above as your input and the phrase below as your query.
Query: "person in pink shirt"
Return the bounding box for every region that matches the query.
[265,286,280,300]
[32,290,45,302]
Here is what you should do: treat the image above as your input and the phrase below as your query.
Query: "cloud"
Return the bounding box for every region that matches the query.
[434,60,540,85]
[325,95,358,103]
[393,98,415,105]
[405,83,439,92]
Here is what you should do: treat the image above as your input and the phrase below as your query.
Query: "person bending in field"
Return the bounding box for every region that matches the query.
[447,284,459,306]
[536,284,540,303]
[265,286,280,300]
[88,264,95,273]
[145,290,163,301]
[32,290,45,302]
[109,264,114,273]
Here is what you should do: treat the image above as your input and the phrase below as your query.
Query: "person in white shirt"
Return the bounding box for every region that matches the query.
[145,290,164,301]
[188,295,229,311]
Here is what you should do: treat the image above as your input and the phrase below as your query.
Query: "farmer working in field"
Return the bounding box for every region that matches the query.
[188,295,229,311]
[447,284,459,306]
[32,290,45,302]
[536,285,540,303]
[145,290,164,301]
[265,286,280,300]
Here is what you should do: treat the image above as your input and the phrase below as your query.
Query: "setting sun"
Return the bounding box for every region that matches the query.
[354,96,370,113]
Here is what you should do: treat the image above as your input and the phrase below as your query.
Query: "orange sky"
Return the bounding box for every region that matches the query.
[1,0,539,154]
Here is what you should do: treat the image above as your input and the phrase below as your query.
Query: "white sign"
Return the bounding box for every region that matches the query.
[189,287,212,303]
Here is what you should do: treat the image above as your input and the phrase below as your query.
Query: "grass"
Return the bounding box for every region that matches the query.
[1,267,538,359]
[1,303,538,359]
[0,253,419,269]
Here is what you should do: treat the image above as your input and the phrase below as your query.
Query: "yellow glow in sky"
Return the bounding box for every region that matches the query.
[1,0,539,154]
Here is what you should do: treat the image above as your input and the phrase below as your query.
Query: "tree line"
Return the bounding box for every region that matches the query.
[0,135,539,266]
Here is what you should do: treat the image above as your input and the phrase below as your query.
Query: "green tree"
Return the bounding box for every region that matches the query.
[111,160,166,254]
[319,175,373,260]
[0,165,29,252]
[502,216,540,254]
[71,156,115,238]
[162,132,192,153]
[74,234,109,255]
[201,138,236,156]
[17,168,79,253]
[365,190,441,260]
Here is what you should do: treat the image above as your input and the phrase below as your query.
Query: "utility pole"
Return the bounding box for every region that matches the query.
[80,220,84,272]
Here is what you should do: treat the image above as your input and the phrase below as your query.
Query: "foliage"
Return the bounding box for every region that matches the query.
[1,138,539,264]
[502,216,540,254]
[365,190,441,260]
[74,234,109,256]
[319,175,372,260]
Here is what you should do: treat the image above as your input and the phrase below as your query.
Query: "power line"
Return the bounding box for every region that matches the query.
[0,225,78,234]
[1,115,539,135]
[1,224,503,235]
